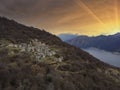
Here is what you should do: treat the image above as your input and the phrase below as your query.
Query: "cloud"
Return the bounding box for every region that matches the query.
[0,0,73,18]
[0,0,74,29]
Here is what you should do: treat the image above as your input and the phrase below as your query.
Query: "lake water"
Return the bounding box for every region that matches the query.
[83,48,120,67]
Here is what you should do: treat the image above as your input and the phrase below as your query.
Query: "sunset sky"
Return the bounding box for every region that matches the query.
[0,0,120,36]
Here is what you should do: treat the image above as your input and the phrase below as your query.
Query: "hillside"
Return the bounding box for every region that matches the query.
[0,17,120,90]
[65,34,120,52]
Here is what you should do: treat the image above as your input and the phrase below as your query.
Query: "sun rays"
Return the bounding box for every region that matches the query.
[74,0,107,28]
[115,0,119,29]
[73,0,119,33]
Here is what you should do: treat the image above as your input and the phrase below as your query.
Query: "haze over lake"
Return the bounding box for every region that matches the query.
[83,48,120,67]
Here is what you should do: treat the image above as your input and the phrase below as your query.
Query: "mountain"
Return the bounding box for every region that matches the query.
[66,34,120,52]
[0,17,120,90]
[58,33,78,41]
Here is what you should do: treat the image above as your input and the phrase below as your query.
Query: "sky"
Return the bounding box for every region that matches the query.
[0,0,120,36]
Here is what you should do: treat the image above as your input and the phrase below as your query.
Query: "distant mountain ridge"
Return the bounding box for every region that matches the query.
[58,33,78,41]
[63,33,120,52]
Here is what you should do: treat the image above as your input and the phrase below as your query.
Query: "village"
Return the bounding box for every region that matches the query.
[5,39,63,62]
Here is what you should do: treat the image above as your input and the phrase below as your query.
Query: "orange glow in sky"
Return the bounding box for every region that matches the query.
[0,0,120,36]
[46,0,120,36]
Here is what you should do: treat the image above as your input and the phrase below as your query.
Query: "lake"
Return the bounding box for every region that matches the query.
[83,48,120,67]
